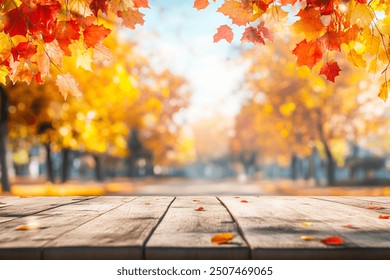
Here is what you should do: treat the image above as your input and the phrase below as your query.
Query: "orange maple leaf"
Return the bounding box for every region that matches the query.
[213,25,234,43]
[83,24,111,48]
[133,0,149,8]
[343,224,358,229]
[241,27,265,44]
[217,0,251,26]
[321,236,344,246]
[378,215,390,219]
[194,0,209,10]
[240,199,248,203]
[319,60,341,82]
[194,206,205,211]
[118,9,145,29]
[211,233,234,244]
[292,39,323,69]
[367,205,385,210]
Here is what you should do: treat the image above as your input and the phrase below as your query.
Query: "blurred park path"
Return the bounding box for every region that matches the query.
[4,177,390,196]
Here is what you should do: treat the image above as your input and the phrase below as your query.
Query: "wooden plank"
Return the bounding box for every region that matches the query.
[43,196,174,260]
[315,196,390,215]
[145,197,249,260]
[220,196,390,260]
[0,196,135,260]
[0,196,94,224]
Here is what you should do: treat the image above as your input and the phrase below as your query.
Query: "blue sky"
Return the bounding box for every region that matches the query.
[125,0,249,122]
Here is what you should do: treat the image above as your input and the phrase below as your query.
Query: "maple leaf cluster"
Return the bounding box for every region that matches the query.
[195,0,390,100]
[0,0,148,97]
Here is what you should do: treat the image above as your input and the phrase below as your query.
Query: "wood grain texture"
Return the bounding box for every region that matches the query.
[43,196,173,260]
[0,196,94,224]
[220,196,390,259]
[0,196,134,259]
[145,197,249,259]
[0,196,389,260]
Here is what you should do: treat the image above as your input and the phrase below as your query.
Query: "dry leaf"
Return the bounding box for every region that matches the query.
[343,224,358,229]
[302,222,313,227]
[321,236,344,246]
[300,235,314,241]
[211,233,234,244]
[378,215,390,219]
[144,202,151,205]
[367,205,385,210]
[193,199,201,202]
[194,207,205,211]
[16,224,41,231]
[240,200,248,203]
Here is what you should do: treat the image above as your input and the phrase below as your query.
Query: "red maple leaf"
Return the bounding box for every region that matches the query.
[4,8,28,37]
[90,0,109,16]
[83,24,111,48]
[194,207,206,211]
[240,200,248,203]
[29,1,61,40]
[213,25,234,43]
[11,42,38,61]
[53,21,81,55]
[320,60,341,82]
[292,39,323,69]
[321,236,344,245]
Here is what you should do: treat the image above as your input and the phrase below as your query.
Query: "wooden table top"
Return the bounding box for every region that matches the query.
[0,196,389,260]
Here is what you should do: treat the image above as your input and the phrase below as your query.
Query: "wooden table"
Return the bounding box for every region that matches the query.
[0,196,389,260]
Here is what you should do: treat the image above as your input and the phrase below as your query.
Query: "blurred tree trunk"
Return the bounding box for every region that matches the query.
[0,86,10,192]
[316,110,336,186]
[290,154,298,180]
[45,143,55,184]
[61,148,70,183]
[93,154,103,181]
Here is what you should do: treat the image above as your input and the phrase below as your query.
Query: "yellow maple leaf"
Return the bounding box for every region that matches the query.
[0,65,8,85]
[350,4,374,28]
[378,81,389,101]
[75,46,93,72]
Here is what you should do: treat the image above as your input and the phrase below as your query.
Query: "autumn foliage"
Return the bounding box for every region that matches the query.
[195,0,390,99]
[1,0,390,100]
[0,0,147,96]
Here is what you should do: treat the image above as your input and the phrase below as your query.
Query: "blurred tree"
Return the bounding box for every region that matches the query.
[5,33,193,184]
[234,34,385,185]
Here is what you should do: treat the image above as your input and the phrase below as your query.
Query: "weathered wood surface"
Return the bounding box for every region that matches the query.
[0,196,389,259]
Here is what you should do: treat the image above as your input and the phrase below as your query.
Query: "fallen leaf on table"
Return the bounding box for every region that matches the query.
[343,224,358,229]
[321,236,344,246]
[300,235,314,241]
[378,215,390,219]
[16,224,41,231]
[192,199,201,202]
[194,207,205,211]
[211,233,234,244]
[367,205,385,210]
[144,202,151,205]
[302,222,313,227]
[240,200,248,203]
[234,196,240,198]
